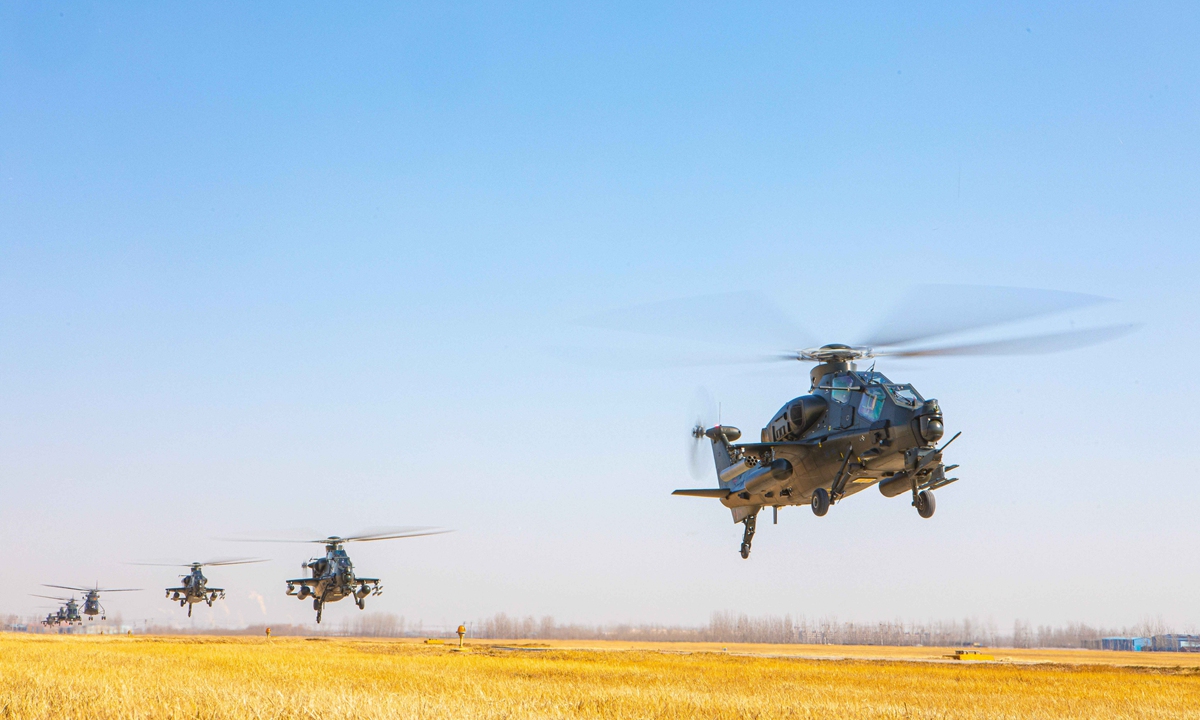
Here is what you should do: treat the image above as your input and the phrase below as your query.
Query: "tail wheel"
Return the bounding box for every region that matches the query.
[916,490,936,518]
[811,488,830,517]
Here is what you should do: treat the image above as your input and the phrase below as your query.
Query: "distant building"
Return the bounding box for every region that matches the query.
[1083,635,1199,652]
[1152,635,1200,652]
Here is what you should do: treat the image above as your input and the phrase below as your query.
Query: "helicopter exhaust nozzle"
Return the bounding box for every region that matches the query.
[878,473,912,498]
[739,459,794,495]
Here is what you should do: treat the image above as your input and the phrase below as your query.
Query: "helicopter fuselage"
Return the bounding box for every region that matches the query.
[81,592,103,617]
[167,567,225,610]
[707,361,956,519]
[43,599,82,626]
[286,544,381,622]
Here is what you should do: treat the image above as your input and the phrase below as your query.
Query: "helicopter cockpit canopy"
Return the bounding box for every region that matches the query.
[823,371,923,406]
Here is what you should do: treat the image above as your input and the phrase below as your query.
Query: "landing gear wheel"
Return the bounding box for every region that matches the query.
[811,488,830,517]
[356,597,365,610]
[738,513,758,560]
[315,600,323,624]
[916,490,936,519]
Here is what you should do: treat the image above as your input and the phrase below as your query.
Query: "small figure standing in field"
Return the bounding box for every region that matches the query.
[265,627,271,639]
[457,623,466,648]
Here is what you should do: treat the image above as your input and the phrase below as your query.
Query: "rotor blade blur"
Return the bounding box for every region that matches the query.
[31,594,71,601]
[878,324,1138,358]
[43,584,88,592]
[200,558,270,567]
[215,537,325,544]
[549,343,785,370]
[130,557,268,567]
[862,285,1112,348]
[94,588,141,592]
[578,291,814,352]
[343,528,451,542]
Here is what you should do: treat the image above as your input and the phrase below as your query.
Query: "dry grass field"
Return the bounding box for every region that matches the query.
[1,634,1197,719]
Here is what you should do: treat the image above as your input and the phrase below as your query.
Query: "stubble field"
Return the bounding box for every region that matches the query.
[1,634,1197,719]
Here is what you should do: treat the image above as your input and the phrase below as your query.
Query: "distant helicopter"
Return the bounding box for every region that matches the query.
[585,286,1135,559]
[42,584,140,620]
[32,595,82,625]
[230,528,448,623]
[133,558,268,617]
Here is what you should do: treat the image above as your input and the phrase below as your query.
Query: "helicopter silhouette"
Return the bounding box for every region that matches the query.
[585,285,1136,558]
[32,595,82,626]
[133,558,268,617]
[229,528,448,623]
[42,584,140,620]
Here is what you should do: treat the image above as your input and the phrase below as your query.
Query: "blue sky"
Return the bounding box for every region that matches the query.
[1,2,1197,631]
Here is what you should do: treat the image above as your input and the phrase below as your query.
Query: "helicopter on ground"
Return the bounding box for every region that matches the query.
[42,584,139,620]
[133,558,268,617]
[33,595,82,626]
[230,528,448,623]
[586,286,1135,559]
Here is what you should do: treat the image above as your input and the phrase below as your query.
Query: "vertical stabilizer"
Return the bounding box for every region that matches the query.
[711,439,735,481]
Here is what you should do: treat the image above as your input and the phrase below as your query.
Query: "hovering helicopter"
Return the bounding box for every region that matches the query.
[229,528,448,623]
[585,285,1135,559]
[32,595,82,626]
[133,558,268,617]
[42,584,140,620]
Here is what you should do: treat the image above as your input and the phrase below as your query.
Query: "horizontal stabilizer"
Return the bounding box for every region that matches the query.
[672,488,730,498]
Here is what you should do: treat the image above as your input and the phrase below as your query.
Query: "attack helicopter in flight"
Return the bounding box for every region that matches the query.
[33,595,83,626]
[586,285,1135,558]
[133,558,268,617]
[42,584,140,620]
[229,528,448,623]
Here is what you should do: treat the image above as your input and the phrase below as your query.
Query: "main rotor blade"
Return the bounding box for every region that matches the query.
[43,584,89,592]
[342,527,451,543]
[200,558,270,567]
[31,594,71,601]
[579,291,814,353]
[219,528,448,544]
[862,285,1112,348]
[215,537,324,544]
[132,557,270,567]
[877,324,1138,358]
[93,588,141,593]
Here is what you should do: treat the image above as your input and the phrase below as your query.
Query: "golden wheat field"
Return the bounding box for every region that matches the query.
[1,634,1197,719]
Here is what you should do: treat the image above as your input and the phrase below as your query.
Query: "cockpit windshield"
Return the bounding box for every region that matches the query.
[857,371,891,385]
[886,384,922,407]
[830,375,855,403]
[858,386,885,422]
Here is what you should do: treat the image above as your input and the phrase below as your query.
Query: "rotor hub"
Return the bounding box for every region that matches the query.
[797,343,872,363]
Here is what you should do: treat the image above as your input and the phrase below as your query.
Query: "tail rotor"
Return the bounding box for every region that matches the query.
[687,387,718,480]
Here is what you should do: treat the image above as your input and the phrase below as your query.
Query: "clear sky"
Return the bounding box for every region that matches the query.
[1,2,1197,632]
